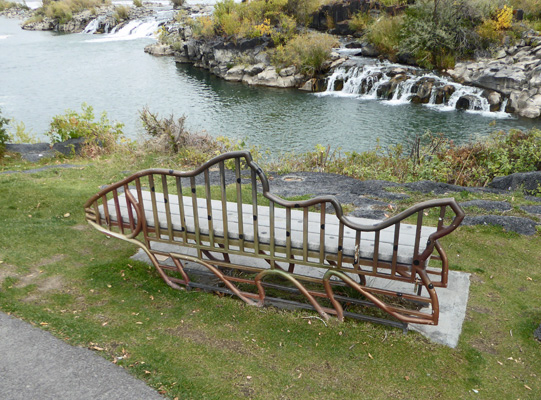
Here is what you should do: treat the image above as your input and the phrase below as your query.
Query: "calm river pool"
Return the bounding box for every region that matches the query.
[0,14,538,154]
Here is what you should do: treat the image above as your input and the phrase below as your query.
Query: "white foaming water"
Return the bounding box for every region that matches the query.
[320,63,513,118]
[84,19,162,42]
[0,35,11,40]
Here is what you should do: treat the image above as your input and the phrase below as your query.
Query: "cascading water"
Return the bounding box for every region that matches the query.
[83,18,163,42]
[320,59,510,117]
[82,15,111,34]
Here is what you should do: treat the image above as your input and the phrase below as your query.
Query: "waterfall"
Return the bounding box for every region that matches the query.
[82,16,111,34]
[320,61,510,117]
[83,18,163,42]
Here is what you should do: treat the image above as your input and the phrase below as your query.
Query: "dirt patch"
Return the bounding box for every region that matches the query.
[470,337,499,355]
[0,263,19,284]
[166,323,252,356]
[15,268,64,292]
[35,254,65,268]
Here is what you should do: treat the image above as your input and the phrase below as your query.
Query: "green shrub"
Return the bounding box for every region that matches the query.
[45,1,73,24]
[9,121,39,144]
[397,0,485,69]
[366,14,403,57]
[37,0,110,24]
[113,4,130,21]
[271,32,338,76]
[348,11,373,33]
[188,16,215,38]
[46,103,124,155]
[133,0,142,7]
[0,109,10,158]
[0,0,29,11]
[170,0,184,8]
[140,108,219,161]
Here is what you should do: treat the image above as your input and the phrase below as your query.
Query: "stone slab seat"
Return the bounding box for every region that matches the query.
[101,191,438,267]
[84,150,465,329]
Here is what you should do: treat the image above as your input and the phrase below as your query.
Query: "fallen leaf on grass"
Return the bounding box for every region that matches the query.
[526,277,533,281]
[91,346,104,351]
[368,353,374,360]
[404,376,410,381]
[524,385,531,390]
[64,213,70,218]
[136,321,143,325]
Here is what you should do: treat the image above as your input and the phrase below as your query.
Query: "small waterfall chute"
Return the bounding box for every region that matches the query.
[319,59,510,118]
[84,18,163,42]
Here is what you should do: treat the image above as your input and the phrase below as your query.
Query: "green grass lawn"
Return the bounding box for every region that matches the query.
[1,153,540,399]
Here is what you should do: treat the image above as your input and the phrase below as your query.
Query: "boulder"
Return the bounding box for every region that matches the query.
[489,171,541,195]
[224,65,245,82]
[144,43,174,57]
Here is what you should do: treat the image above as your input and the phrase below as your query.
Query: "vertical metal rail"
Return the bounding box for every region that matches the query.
[251,168,259,254]
[303,207,309,262]
[102,194,111,231]
[124,184,135,232]
[112,189,124,234]
[135,177,148,243]
[204,170,215,248]
[319,206,326,265]
[219,161,229,252]
[413,211,423,266]
[190,176,201,257]
[93,201,101,227]
[353,230,361,273]
[391,223,400,277]
[372,231,380,273]
[148,175,161,239]
[438,206,446,230]
[234,158,244,252]
[175,176,187,243]
[286,207,292,261]
[162,175,174,242]
[337,223,344,268]
[269,201,276,268]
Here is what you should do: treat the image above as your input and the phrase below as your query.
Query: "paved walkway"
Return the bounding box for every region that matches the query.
[0,312,163,400]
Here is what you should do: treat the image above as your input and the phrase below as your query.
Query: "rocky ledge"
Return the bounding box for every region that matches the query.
[447,31,541,118]
[145,27,313,88]
[21,5,155,34]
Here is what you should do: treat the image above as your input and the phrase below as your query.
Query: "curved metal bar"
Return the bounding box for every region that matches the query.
[86,219,184,291]
[323,269,439,325]
[124,189,143,239]
[254,269,329,321]
[169,253,258,306]
[172,257,190,285]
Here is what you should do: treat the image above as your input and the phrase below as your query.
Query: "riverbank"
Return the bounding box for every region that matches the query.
[0,147,540,399]
[5,0,541,119]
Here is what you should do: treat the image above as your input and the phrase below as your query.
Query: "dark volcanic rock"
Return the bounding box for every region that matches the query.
[535,323,541,341]
[460,200,512,212]
[462,215,539,236]
[489,172,541,195]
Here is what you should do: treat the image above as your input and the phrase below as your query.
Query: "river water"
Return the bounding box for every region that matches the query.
[0,13,538,154]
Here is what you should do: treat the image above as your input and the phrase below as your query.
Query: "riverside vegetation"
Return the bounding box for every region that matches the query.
[0,106,540,399]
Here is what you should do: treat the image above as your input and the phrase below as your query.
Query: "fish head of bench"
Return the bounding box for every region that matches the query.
[83,151,266,241]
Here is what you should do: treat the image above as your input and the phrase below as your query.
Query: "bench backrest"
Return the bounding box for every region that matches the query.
[84,151,464,286]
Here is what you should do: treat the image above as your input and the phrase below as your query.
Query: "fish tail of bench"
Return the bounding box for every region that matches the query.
[84,151,465,329]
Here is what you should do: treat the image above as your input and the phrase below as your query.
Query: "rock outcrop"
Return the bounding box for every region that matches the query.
[447,31,541,118]
[154,23,311,88]
[21,5,154,34]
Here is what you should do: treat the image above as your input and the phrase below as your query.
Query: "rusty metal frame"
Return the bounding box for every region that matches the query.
[84,150,464,331]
